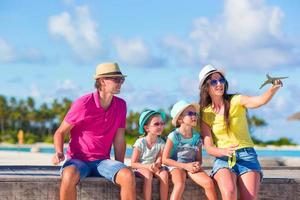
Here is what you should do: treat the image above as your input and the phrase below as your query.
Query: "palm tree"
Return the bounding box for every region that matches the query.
[0,95,8,135]
[26,97,36,133]
[247,115,267,145]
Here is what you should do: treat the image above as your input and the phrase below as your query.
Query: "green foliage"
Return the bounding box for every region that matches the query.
[3,138,16,144]
[43,134,54,144]
[248,114,296,146]
[265,137,297,146]
[24,132,39,144]
[125,134,139,146]
[0,95,71,144]
[0,129,17,144]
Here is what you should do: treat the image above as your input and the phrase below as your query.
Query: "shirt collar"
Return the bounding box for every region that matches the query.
[93,90,115,109]
[93,90,101,108]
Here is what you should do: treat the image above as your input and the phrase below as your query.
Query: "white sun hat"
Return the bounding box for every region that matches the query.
[198,64,224,88]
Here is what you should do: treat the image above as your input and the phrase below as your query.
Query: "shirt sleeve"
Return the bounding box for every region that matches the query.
[202,110,213,126]
[159,138,166,151]
[64,99,86,126]
[119,99,127,128]
[133,138,144,152]
[230,94,241,106]
[167,131,177,145]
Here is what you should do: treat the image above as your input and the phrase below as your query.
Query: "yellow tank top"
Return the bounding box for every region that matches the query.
[202,95,254,149]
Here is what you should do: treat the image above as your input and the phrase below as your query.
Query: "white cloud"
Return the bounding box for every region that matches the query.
[0,38,16,62]
[122,86,178,112]
[288,84,300,106]
[178,77,199,98]
[54,79,81,98]
[114,37,165,67]
[161,36,196,66]
[48,5,101,61]
[162,0,298,69]
[114,38,149,65]
[20,48,45,63]
[26,79,83,104]
[62,0,74,5]
[30,84,41,99]
[0,38,44,63]
[272,95,287,112]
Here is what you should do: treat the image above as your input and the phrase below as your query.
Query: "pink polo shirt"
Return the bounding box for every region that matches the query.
[64,90,127,161]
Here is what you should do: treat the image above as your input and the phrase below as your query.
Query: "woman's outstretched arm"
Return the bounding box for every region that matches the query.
[240,79,282,109]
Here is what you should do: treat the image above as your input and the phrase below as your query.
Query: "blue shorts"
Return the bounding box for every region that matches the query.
[211,147,263,179]
[61,158,127,184]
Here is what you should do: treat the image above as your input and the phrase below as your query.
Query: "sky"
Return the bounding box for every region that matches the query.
[1,0,300,143]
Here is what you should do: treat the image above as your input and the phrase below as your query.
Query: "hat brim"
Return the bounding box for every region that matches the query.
[199,70,224,89]
[94,74,127,80]
[138,111,166,134]
[171,103,200,127]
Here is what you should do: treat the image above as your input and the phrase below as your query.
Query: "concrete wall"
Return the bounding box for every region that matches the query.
[0,166,300,200]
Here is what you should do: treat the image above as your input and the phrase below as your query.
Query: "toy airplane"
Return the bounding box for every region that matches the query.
[259,74,288,89]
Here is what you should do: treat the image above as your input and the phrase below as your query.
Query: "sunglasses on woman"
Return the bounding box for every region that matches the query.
[209,78,226,86]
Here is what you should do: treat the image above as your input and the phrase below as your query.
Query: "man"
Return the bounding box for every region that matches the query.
[52,62,136,200]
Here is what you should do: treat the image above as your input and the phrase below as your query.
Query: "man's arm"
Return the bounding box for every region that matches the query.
[52,121,73,165]
[113,128,126,162]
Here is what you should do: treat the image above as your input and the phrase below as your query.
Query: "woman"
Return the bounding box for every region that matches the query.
[198,64,283,200]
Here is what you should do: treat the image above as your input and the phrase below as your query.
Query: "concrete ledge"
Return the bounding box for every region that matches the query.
[1,166,300,200]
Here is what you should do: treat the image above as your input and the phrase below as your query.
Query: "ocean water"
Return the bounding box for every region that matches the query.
[1,146,300,157]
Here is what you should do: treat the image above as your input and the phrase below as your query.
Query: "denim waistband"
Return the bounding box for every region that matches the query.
[236,147,255,153]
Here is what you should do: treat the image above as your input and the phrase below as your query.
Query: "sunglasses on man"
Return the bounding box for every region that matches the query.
[104,77,125,84]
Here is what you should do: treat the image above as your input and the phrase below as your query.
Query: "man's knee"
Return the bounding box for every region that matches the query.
[61,166,80,186]
[115,167,136,186]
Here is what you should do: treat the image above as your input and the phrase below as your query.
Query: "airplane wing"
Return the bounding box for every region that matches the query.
[273,76,288,80]
[259,81,269,89]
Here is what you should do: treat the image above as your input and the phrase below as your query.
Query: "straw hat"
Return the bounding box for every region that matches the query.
[199,64,224,88]
[138,110,166,134]
[93,62,126,80]
[170,100,199,127]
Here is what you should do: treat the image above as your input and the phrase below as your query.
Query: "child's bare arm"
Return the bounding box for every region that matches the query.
[131,147,152,170]
[162,139,188,169]
[196,145,202,166]
[154,150,163,167]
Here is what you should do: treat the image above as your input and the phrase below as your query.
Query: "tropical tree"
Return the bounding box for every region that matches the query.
[0,95,8,135]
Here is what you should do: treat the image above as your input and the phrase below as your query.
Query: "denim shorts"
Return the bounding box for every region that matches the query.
[211,147,263,179]
[61,158,127,184]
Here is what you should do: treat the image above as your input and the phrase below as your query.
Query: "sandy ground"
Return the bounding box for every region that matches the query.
[0,151,132,166]
[0,151,56,166]
[1,150,300,167]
